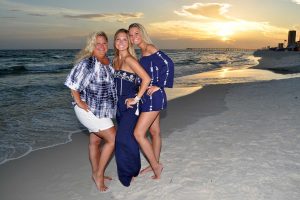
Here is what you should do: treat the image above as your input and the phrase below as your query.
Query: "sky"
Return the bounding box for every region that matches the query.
[1,0,300,49]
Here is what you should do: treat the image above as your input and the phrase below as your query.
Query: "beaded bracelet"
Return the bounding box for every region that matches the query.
[133,96,141,103]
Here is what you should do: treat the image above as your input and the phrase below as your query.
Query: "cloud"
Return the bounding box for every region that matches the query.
[0,16,16,19]
[1,0,143,22]
[174,3,231,20]
[150,2,288,45]
[28,13,47,17]
[2,0,79,16]
[64,12,143,23]
[8,9,21,12]
[291,0,300,4]
[149,20,287,42]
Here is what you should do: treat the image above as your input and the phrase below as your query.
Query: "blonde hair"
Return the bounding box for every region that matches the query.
[128,23,153,45]
[113,28,137,65]
[75,31,108,64]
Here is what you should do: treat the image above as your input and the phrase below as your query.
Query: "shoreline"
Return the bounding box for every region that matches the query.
[1,77,300,199]
[0,82,230,200]
[252,50,300,74]
[1,64,300,166]
[0,130,84,166]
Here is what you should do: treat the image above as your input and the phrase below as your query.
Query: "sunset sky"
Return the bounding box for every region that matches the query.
[1,0,300,49]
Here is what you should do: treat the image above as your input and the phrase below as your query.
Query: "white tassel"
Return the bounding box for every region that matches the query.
[135,102,140,116]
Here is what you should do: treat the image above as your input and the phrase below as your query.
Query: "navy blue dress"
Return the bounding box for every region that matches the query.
[114,70,141,187]
[139,51,174,112]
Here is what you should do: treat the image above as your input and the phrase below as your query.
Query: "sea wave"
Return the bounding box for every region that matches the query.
[0,63,72,75]
[0,48,261,165]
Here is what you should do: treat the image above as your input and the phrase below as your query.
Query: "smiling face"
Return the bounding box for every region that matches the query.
[115,32,129,51]
[93,35,108,57]
[129,27,143,46]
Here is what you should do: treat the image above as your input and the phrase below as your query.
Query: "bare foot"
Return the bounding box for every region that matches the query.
[104,175,112,181]
[92,174,109,192]
[151,163,163,179]
[140,165,153,174]
[92,174,112,181]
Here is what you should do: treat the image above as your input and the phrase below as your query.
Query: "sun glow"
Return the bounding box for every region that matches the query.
[213,22,237,41]
[220,67,230,78]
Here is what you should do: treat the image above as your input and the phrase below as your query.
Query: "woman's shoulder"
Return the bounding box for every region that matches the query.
[75,56,93,65]
[146,44,158,55]
[124,54,138,64]
[73,57,95,72]
[141,45,160,59]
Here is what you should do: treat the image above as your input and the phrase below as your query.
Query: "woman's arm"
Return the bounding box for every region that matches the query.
[71,89,89,112]
[125,56,151,107]
[153,51,174,88]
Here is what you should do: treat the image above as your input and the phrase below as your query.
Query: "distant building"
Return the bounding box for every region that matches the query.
[278,43,284,50]
[296,39,300,51]
[287,30,296,49]
[264,30,300,51]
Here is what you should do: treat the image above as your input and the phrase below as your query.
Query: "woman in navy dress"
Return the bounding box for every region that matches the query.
[128,23,174,179]
[113,28,151,186]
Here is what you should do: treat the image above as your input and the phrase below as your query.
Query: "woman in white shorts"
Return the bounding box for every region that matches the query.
[65,31,117,192]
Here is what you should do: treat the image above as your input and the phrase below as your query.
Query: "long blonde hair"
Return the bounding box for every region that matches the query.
[128,23,153,45]
[113,28,137,66]
[75,31,108,64]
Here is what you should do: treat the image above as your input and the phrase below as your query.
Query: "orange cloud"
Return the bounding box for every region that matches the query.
[291,0,300,4]
[152,2,288,44]
[149,20,287,42]
[174,3,231,20]
[63,12,143,23]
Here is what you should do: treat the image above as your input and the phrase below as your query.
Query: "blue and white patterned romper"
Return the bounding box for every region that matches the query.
[139,51,174,112]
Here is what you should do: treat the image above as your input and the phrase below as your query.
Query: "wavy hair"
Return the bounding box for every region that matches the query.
[128,23,153,45]
[75,31,108,64]
[113,28,137,65]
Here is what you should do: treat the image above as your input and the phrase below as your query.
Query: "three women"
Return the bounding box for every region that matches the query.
[65,23,174,190]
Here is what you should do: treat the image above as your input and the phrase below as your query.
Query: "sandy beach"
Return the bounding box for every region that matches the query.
[1,75,299,200]
[253,50,300,74]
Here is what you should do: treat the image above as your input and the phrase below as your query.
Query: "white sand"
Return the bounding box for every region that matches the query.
[109,78,300,200]
[1,78,300,200]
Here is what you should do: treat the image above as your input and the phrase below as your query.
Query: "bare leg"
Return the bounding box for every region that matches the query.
[92,126,116,192]
[89,134,112,181]
[134,112,163,179]
[140,113,161,174]
[89,133,101,178]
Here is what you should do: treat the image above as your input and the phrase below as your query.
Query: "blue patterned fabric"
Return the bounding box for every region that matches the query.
[64,56,117,118]
[114,70,141,187]
[139,50,174,112]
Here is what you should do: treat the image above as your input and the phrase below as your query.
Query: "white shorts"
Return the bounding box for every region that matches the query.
[74,105,114,133]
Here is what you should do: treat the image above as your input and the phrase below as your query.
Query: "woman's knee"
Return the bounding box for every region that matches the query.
[102,127,116,144]
[89,134,101,147]
[149,126,160,137]
[134,129,146,142]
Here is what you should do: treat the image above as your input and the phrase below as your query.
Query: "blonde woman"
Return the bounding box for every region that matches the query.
[128,23,174,179]
[65,32,117,192]
[113,28,150,186]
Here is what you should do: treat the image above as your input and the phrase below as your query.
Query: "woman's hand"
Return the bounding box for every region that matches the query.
[147,86,160,96]
[71,90,90,112]
[77,100,90,112]
[125,98,138,108]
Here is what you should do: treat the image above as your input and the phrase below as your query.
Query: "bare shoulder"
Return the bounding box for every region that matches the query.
[124,55,140,71]
[124,55,138,64]
[147,44,159,54]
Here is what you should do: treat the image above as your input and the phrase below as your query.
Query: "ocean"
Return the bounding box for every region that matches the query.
[0,49,294,165]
